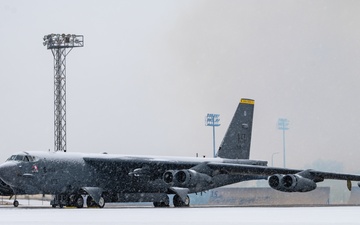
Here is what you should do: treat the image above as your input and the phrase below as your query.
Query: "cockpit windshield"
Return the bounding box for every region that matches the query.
[6,154,37,162]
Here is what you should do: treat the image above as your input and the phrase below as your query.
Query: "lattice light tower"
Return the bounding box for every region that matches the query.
[43,34,84,152]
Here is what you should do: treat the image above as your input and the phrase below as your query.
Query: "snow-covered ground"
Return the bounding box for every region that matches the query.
[0,205,359,225]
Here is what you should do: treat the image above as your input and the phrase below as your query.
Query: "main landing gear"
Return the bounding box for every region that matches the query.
[173,194,190,207]
[86,196,105,208]
[153,194,190,207]
[153,195,170,207]
[51,194,105,208]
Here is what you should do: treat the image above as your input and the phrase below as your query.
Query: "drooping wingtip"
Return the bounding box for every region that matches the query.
[347,180,352,191]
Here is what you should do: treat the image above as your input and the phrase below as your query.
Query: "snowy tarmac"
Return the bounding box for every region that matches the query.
[0,205,359,224]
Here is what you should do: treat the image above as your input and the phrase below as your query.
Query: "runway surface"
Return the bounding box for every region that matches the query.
[0,205,359,224]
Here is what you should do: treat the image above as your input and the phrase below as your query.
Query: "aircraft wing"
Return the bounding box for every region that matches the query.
[207,162,360,181]
[84,156,360,181]
[84,156,360,194]
[208,162,301,175]
[83,156,200,174]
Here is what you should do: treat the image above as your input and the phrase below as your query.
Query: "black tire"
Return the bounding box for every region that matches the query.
[173,195,190,207]
[153,195,170,207]
[183,195,190,207]
[74,195,84,208]
[13,200,19,207]
[86,196,95,208]
[97,197,105,208]
[160,202,170,207]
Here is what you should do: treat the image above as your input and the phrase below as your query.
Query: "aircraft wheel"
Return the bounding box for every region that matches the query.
[153,195,170,207]
[86,196,93,207]
[160,201,170,207]
[153,202,169,207]
[97,197,105,208]
[86,196,95,207]
[74,195,84,208]
[183,195,190,206]
[13,200,19,207]
[173,194,190,207]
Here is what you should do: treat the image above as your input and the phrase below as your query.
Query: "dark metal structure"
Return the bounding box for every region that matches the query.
[43,34,84,152]
[1,99,360,208]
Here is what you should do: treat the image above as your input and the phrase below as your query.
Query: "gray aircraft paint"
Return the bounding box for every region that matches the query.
[1,99,360,208]
[217,99,254,159]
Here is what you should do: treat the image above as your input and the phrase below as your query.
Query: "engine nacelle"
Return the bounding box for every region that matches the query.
[268,174,317,192]
[163,170,174,184]
[163,169,212,188]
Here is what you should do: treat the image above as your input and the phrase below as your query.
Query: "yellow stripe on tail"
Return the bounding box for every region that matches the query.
[240,99,255,105]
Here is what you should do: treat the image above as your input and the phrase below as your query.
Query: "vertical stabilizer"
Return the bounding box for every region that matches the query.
[217,99,255,159]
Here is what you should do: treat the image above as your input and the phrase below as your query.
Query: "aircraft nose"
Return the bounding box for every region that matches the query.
[0,162,19,185]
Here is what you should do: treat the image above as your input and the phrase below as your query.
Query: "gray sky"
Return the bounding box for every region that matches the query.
[1,0,360,172]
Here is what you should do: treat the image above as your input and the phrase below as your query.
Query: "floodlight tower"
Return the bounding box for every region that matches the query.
[205,114,221,158]
[43,34,84,152]
[277,118,289,168]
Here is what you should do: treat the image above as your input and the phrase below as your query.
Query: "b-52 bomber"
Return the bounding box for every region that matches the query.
[1,98,360,208]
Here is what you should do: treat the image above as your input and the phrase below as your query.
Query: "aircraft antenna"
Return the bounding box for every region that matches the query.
[43,34,84,152]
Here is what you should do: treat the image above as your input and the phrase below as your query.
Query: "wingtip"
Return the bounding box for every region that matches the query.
[347,180,352,191]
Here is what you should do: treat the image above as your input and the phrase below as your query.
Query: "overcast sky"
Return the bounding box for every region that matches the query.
[1,0,360,172]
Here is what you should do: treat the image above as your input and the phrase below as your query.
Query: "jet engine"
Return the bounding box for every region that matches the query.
[268,174,317,192]
[163,169,212,188]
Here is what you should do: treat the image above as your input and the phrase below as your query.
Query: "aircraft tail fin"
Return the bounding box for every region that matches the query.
[216,98,255,159]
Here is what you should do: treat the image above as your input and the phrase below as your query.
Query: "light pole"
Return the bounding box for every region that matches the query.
[205,114,220,158]
[43,34,84,152]
[277,118,289,168]
[271,152,279,167]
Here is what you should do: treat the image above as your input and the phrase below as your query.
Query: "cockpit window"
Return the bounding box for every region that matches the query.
[26,156,36,162]
[15,155,24,161]
[7,155,17,161]
[6,154,37,162]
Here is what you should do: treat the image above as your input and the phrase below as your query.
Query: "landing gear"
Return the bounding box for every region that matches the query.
[86,196,105,208]
[10,195,19,207]
[50,192,107,209]
[73,195,84,208]
[13,200,19,207]
[173,194,190,207]
[86,196,95,207]
[153,195,170,207]
[153,201,170,207]
[51,194,67,208]
[98,196,105,208]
